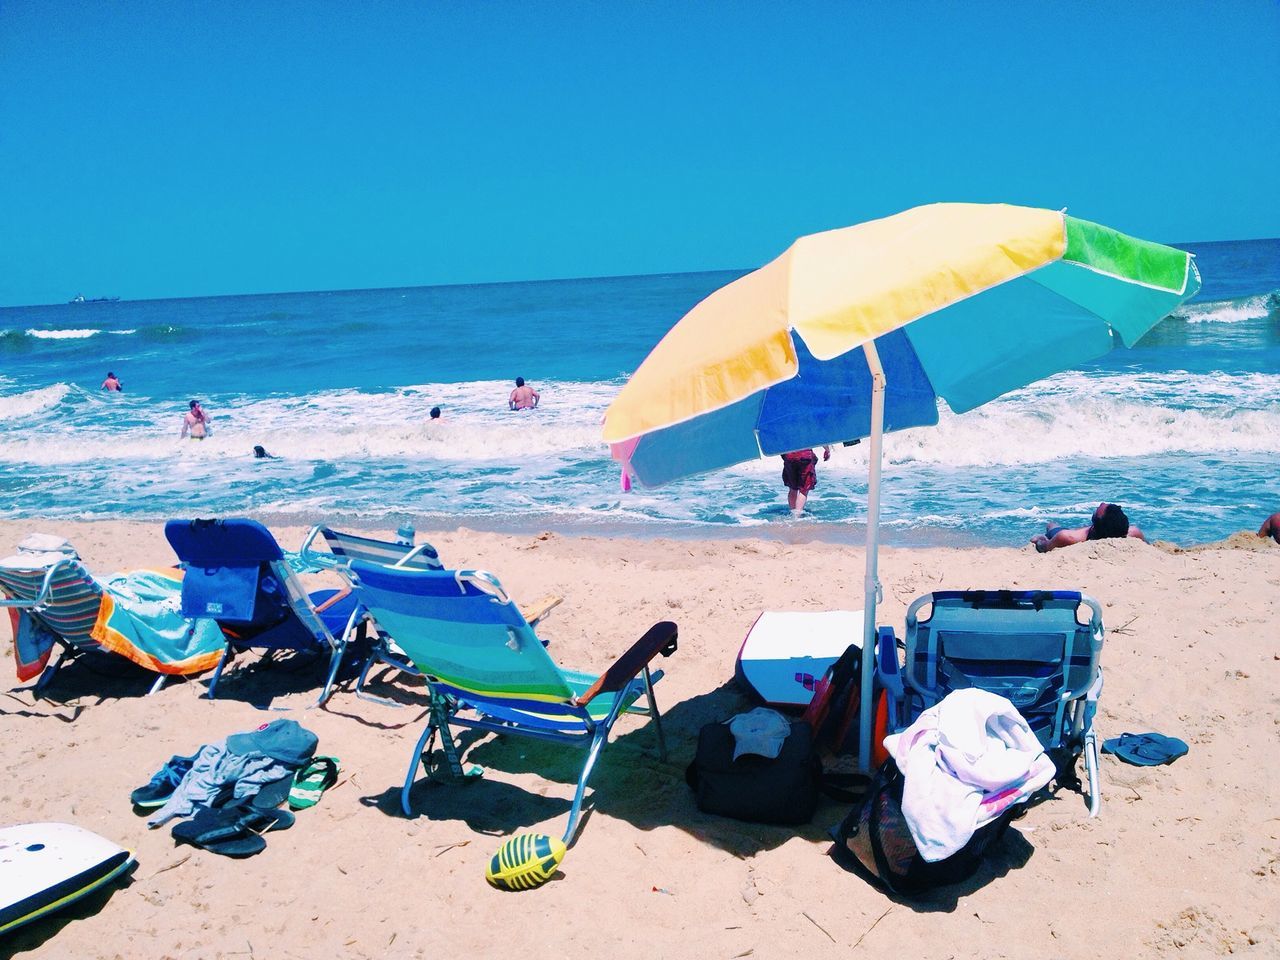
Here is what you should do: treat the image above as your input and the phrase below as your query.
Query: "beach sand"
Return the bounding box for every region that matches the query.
[2,520,1277,959]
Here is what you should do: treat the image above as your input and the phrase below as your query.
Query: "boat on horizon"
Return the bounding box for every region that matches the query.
[68,294,120,304]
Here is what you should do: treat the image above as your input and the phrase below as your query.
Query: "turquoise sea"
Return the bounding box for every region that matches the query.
[1,238,1277,546]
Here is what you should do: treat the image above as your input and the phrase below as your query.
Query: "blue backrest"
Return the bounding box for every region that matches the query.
[347,561,574,707]
[166,518,285,623]
[904,590,1102,718]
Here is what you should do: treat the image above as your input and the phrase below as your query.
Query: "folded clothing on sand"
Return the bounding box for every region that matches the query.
[145,719,318,827]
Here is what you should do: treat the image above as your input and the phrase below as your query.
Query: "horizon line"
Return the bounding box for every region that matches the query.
[4,233,1276,309]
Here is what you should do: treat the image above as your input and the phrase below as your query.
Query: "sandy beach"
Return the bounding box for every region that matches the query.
[2,519,1277,959]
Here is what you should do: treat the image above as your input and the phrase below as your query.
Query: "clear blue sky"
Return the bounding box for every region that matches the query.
[2,1,1277,306]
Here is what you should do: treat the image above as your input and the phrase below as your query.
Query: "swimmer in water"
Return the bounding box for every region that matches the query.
[430,406,441,420]
[180,400,211,440]
[509,377,540,411]
[101,371,122,392]
[253,445,277,459]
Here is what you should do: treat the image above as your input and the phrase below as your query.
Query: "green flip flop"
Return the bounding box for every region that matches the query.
[288,756,340,810]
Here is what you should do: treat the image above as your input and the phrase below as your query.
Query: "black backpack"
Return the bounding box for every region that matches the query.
[831,758,1016,896]
[685,719,822,826]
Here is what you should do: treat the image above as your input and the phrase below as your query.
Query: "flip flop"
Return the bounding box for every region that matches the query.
[251,774,295,810]
[171,803,295,858]
[288,756,340,810]
[1102,732,1189,766]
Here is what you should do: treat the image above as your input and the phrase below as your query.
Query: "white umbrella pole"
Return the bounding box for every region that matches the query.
[858,340,886,774]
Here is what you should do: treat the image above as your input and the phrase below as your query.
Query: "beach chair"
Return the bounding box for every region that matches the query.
[0,540,122,696]
[298,525,564,704]
[878,590,1104,816]
[0,537,185,697]
[164,518,361,706]
[343,559,677,843]
[297,525,444,573]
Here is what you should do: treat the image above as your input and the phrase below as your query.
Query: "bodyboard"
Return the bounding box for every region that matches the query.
[0,823,134,935]
[735,610,864,706]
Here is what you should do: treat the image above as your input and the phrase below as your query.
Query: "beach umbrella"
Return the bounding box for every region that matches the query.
[602,202,1201,772]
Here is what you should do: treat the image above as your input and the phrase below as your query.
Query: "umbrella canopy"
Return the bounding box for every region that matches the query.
[602,202,1201,773]
[603,203,1200,483]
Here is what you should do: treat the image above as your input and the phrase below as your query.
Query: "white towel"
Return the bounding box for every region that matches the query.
[884,688,1055,862]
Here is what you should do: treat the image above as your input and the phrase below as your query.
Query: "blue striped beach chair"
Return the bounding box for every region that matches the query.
[298,525,444,573]
[0,540,164,697]
[165,518,361,706]
[344,560,678,843]
[878,590,1105,816]
[299,525,563,704]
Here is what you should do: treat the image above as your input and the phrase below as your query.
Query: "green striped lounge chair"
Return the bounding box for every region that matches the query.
[344,560,678,844]
[298,525,562,704]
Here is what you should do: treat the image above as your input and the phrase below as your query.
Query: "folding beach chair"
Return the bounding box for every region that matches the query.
[343,560,678,843]
[298,525,444,573]
[165,518,361,705]
[299,525,564,704]
[0,537,172,697]
[878,590,1104,816]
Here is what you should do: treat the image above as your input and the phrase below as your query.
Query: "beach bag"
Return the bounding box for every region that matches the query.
[831,759,1015,896]
[801,644,891,769]
[685,719,822,825]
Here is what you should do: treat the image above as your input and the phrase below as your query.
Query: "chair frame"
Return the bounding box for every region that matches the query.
[0,556,167,698]
[881,589,1104,817]
[296,525,441,704]
[346,563,677,844]
[167,519,357,707]
[200,556,356,707]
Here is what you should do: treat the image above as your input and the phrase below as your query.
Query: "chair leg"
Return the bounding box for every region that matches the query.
[642,667,668,762]
[206,642,234,699]
[315,642,344,707]
[562,725,609,846]
[147,674,167,696]
[1084,727,1102,818]
[33,648,67,700]
[354,642,413,708]
[401,714,439,817]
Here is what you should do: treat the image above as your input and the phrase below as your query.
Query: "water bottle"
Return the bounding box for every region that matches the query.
[395,522,415,546]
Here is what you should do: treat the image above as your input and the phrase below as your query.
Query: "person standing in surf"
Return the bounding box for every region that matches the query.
[101,371,122,392]
[781,446,831,517]
[509,377,539,411]
[180,400,211,440]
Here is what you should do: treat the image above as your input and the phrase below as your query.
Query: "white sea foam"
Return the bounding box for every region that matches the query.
[0,373,1276,470]
[25,328,103,339]
[0,383,72,421]
[1171,291,1279,324]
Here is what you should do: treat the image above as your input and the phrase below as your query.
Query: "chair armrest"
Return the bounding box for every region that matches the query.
[313,586,352,614]
[576,620,678,706]
[519,594,564,627]
[875,626,904,696]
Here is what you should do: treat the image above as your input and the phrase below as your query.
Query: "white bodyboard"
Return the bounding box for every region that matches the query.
[0,822,134,935]
[735,610,864,706]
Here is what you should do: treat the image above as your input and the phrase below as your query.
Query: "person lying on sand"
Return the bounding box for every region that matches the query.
[1031,502,1146,553]
[1258,512,1280,544]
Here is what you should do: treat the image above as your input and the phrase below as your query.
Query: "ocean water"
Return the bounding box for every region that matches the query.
[1,238,1277,547]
